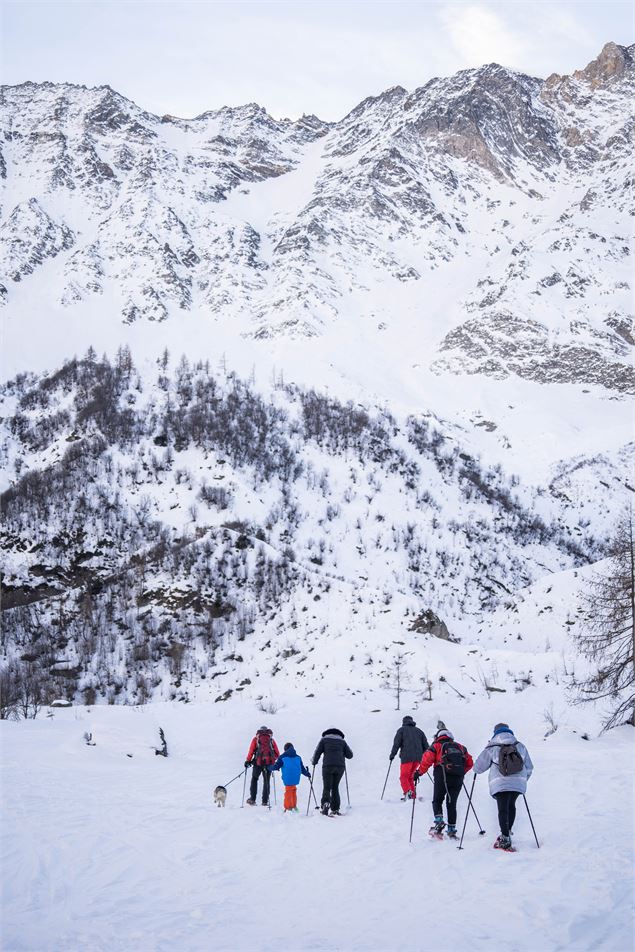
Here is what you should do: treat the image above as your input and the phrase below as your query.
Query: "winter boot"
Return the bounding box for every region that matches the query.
[447,825,457,839]
[321,802,330,816]
[429,816,445,838]
[246,798,256,806]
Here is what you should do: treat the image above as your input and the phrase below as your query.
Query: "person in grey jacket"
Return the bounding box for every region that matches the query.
[473,723,533,850]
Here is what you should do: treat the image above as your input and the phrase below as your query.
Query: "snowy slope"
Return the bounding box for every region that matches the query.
[1,694,633,952]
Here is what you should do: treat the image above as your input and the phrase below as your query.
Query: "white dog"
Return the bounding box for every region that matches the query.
[213,785,227,807]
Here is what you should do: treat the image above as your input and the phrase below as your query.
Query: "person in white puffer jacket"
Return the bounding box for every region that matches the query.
[473,723,533,851]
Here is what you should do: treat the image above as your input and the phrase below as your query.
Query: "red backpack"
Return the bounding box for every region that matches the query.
[254,730,276,766]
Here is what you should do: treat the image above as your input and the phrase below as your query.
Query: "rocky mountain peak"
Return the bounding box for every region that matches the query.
[544,40,634,92]
[573,41,634,88]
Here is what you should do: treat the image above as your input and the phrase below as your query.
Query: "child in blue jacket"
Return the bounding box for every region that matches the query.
[268,742,311,811]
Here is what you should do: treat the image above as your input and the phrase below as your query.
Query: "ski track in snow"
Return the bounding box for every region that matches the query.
[1,698,633,952]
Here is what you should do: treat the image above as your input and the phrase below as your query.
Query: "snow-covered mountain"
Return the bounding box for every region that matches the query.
[0,42,633,713]
[1,41,633,392]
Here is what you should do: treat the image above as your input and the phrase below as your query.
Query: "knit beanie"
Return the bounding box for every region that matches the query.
[435,729,454,740]
[284,742,293,751]
[493,723,510,736]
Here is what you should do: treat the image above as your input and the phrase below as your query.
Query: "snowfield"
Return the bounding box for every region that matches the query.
[1,693,633,952]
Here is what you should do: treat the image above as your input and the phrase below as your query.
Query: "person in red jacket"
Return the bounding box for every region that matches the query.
[244,726,280,806]
[413,724,473,839]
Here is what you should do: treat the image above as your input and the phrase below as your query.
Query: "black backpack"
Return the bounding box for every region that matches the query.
[498,743,524,776]
[440,740,466,775]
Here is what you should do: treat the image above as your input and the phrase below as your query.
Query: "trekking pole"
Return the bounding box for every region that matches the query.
[409,777,418,843]
[458,775,476,850]
[311,784,320,810]
[272,772,277,806]
[344,764,351,808]
[380,760,393,800]
[223,769,245,789]
[462,781,486,835]
[306,766,316,816]
[523,795,540,848]
[241,765,250,808]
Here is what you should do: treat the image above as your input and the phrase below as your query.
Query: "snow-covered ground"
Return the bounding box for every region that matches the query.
[2,692,633,952]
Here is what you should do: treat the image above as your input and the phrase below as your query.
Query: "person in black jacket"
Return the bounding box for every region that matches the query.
[312,727,353,816]
[389,715,429,801]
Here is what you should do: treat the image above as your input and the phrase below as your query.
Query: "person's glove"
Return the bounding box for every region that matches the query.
[244,760,252,769]
[389,755,394,762]
[413,770,420,783]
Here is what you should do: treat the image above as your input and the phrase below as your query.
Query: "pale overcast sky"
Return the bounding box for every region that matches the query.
[1,1,633,120]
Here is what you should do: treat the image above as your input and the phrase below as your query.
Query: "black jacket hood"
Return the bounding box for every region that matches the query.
[402,716,415,726]
[322,727,344,738]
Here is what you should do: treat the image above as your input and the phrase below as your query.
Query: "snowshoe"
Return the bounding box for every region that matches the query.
[446,826,458,840]
[429,820,445,840]
[493,835,516,852]
[329,810,342,817]
[246,798,256,806]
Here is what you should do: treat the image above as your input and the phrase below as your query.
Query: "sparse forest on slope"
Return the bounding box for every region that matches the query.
[0,350,596,708]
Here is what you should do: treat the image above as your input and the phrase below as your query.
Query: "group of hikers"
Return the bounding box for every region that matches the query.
[245,726,352,815]
[242,716,533,851]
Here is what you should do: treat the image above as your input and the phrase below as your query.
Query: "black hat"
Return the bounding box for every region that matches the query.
[284,742,293,751]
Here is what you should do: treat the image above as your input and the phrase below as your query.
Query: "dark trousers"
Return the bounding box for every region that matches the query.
[321,765,345,812]
[432,768,463,826]
[250,764,271,804]
[494,791,519,836]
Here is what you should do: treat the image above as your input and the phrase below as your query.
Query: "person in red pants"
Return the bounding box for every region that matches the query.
[389,715,428,800]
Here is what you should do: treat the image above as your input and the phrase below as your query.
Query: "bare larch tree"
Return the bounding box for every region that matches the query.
[573,507,635,730]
